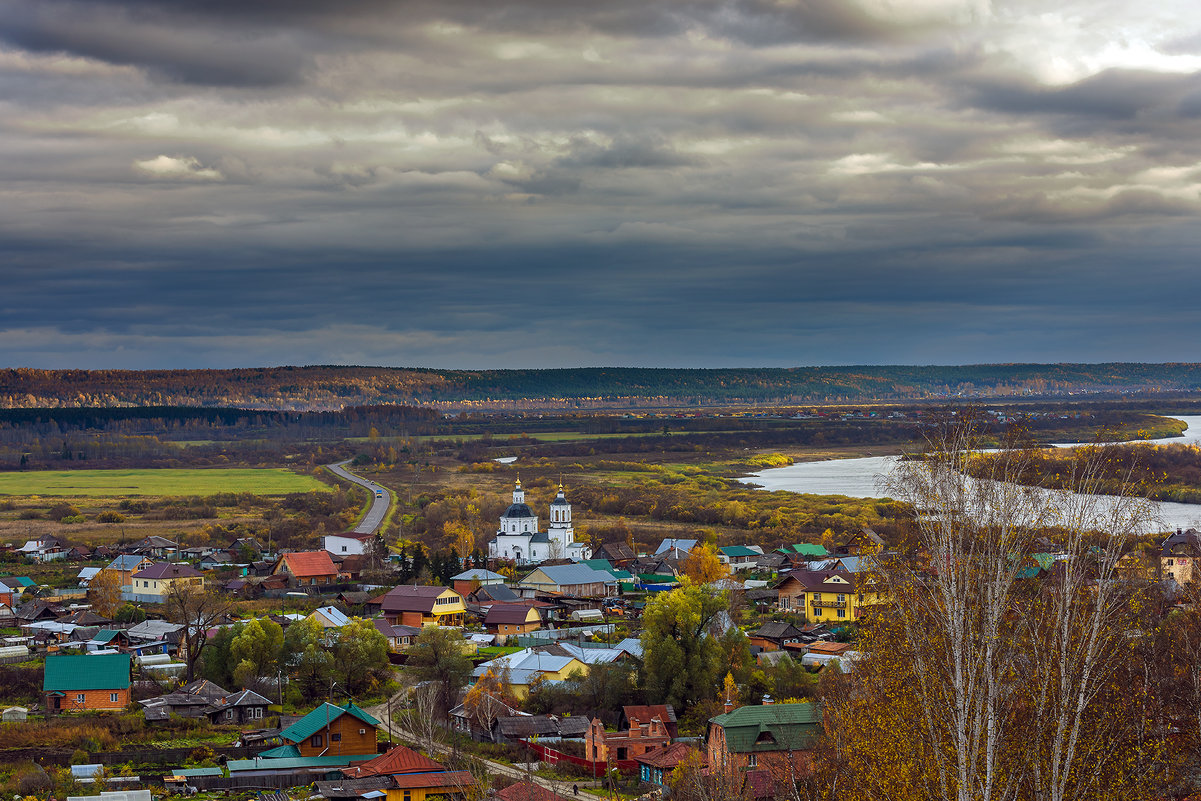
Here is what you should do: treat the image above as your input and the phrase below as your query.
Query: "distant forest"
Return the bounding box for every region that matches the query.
[4,363,1201,411]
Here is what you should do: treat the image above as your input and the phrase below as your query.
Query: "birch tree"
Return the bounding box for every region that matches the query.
[822,413,1165,801]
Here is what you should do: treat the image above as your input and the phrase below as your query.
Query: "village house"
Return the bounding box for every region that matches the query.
[1161,528,1201,584]
[324,533,379,557]
[514,564,616,598]
[205,688,272,725]
[18,536,68,563]
[273,551,339,587]
[451,568,507,597]
[280,701,381,757]
[774,569,878,623]
[127,536,179,559]
[378,585,465,627]
[635,742,696,790]
[322,743,475,801]
[706,701,820,776]
[719,545,763,571]
[586,705,673,763]
[124,562,205,603]
[471,648,589,700]
[43,653,131,713]
[102,554,155,593]
[591,541,636,567]
[494,781,568,801]
[372,619,420,650]
[748,621,806,652]
[483,604,542,643]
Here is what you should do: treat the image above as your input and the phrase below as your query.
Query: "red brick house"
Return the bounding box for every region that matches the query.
[587,706,673,763]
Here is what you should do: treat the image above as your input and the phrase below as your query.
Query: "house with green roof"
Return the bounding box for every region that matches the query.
[719,546,763,571]
[706,701,821,775]
[43,653,131,713]
[280,701,381,757]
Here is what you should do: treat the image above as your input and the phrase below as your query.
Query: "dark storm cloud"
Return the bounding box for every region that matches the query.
[3,0,1201,368]
[0,1,312,86]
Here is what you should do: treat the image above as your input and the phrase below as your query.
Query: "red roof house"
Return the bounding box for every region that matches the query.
[272,551,338,586]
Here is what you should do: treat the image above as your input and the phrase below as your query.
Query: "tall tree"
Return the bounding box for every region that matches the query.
[406,626,472,719]
[330,617,392,697]
[164,583,230,682]
[230,618,284,689]
[641,582,728,711]
[821,413,1165,801]
[87,570,122,618]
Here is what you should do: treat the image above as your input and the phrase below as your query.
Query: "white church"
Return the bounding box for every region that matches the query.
[487,479,591,565]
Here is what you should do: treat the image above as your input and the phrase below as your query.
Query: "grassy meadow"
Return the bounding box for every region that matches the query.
[0,468,326,497]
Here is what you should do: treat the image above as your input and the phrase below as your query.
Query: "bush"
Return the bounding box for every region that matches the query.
[17,510,42,520]
[17,765,51,795]
[47,502,81,522]
[69,749,91,765]
[60,515,86,524]
[96,511,127,523]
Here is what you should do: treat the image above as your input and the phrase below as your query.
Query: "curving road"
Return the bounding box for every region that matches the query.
[326,460,391,534]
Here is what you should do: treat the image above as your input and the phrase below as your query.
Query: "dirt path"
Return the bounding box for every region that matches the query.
[365,690,603,799]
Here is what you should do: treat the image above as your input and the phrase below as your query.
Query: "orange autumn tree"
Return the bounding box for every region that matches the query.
[683,543,728,585]
[462,663,518,742]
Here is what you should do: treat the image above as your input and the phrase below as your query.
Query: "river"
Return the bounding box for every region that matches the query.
[740,415,1201,533]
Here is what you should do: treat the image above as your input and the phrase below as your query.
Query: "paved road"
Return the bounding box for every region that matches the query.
[326,460,391,534]
[365,692,601,799]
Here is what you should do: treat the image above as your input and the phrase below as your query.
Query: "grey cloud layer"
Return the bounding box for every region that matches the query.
[2,0,1201,368]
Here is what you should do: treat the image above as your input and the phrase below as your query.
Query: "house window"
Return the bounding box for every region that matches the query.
[110,693,119,703]
[813,607,820,617]
[226,710,234,719]
[403,793,411,801]
[838,609,846,618]
[1168,559,1175,566]
[311,734,324,748]
[837,594,846,603]
[342,546,347,552]
[747,754,757,769]
[77,693,86,703]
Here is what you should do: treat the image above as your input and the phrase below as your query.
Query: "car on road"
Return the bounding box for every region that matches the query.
[376,491,384,497]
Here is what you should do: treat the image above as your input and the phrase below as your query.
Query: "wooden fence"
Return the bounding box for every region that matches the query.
[520,740,636,777]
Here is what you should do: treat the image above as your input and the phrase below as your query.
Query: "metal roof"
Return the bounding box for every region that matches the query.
[520,564,615,587]
[280,702,380,744]
[43,653,130,691]
[709,702,821,753]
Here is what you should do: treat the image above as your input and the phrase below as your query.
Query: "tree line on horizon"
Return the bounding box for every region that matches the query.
[5,363,1201,410]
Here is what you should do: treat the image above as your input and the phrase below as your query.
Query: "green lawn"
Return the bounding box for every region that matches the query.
[0,468,327,497]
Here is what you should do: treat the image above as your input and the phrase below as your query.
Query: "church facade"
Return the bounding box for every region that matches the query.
[487,480,591,565]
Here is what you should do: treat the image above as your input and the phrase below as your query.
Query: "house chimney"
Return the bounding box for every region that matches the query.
[762,695,774,705]
[723,697,734,714]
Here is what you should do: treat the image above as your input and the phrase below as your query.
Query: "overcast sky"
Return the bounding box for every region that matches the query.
[4,0,1201,369]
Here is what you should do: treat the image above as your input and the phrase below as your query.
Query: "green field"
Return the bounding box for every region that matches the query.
[0,468,327,497]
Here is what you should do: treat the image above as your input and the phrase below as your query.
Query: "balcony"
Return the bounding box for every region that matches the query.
[811,599,847,608]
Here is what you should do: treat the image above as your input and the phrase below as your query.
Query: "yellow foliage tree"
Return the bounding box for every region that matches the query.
[87,569,122,618]
[682,543,728,585]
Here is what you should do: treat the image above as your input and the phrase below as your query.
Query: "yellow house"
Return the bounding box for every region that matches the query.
[471,648,588,700]
[126,562,205,602]
[378,585,466,627]
[774,569,880,623]
[340,744,475,801]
